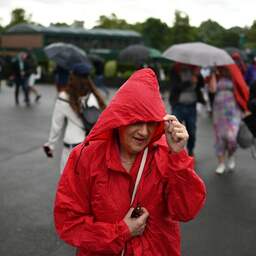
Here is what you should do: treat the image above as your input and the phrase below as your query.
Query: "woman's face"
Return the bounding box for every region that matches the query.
[118,121,158,156]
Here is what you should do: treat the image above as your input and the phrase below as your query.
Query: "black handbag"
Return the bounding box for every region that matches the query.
[237,120,253,149]
[243,113,256,138]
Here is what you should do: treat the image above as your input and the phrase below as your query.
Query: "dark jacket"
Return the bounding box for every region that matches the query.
[12,57,30,79]
[168,67,205,106]
[248,81,256,113]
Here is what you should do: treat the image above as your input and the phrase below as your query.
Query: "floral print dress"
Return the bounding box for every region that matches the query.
[213,78,242,156]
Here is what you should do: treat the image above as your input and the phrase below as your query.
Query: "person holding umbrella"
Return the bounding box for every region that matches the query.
[44,43,91,92]
[43,63,106,173]
[168,62,205,156]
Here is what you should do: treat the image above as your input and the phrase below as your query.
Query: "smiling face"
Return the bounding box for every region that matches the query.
[118,121,158,156]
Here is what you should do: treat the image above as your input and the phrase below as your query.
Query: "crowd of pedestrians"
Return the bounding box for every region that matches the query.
[1,46,256,256]
[168,54,255,175]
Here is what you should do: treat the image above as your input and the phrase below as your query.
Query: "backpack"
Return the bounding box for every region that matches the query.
[80,104,101,134]
[58,95,101,135]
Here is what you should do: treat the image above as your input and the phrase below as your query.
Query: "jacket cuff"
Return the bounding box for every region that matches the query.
[116,220,132,242]
[44,142,54,151]
[168,148,189,159]
[168,149,195,171]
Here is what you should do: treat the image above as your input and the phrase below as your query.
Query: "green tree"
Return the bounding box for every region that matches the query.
[170,11,198,44]
[0,18,3,32]
[6,8,32,28]
[220,29,240,48]
[94,13,131,29]
[197,19,225,46]
[50,22,69,27]
[245,20,256,48]
[139,18,171,50]
[72,20,84,28]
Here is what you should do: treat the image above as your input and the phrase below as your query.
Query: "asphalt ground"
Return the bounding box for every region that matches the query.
[0,84,255,256]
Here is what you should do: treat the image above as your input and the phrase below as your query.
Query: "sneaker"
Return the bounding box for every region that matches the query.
[215,163,225,174]
[35,95,42,102]
[251,140,256,159]
[227,156,235,171]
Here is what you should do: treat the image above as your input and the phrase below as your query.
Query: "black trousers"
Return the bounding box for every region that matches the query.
[14,78,29,104]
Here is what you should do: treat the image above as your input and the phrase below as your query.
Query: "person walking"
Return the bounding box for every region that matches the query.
[54,68,206,255]
[245,57,256,87]
[43,63,106,173]
[11,52,30,106]
[26,52,42,102]
[209,65,249,174]
[168,62,206,156]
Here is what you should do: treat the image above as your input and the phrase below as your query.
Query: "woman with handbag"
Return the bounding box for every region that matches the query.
[208,64,249,174]
[53,68,206,255]
[43,63,106,173]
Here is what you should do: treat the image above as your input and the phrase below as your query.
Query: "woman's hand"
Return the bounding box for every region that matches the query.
[163,114,189,153]
[123,207,149,237]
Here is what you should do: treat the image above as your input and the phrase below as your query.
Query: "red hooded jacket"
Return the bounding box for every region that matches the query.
[54,68,206,255]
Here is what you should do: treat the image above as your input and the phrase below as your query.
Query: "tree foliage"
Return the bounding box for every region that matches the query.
[197,19,225,46]
[138,18,171,50]
[245,20,256,48]
[3,8,256,51]
[170,11,197,44]
[94,13,131,30]
[6,8,32,28]
[50,22,69,27]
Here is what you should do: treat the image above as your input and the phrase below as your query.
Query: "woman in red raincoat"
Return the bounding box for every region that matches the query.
[54,68,206,255]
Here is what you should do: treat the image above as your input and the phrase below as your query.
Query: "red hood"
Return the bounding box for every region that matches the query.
[85,68,166,144]
[227,64,249,111]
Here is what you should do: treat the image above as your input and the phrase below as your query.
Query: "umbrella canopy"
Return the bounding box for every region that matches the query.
[44,42,91,70]
[163,42,234,67]
[118,44,162,65]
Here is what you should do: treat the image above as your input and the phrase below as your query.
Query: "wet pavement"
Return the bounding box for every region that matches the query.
[0,84,255,256]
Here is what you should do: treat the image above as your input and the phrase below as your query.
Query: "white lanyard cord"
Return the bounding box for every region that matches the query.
[130,147,148,206]
[121,147,148,256]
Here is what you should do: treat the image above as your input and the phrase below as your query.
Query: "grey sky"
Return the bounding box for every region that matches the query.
[0,0,255,29]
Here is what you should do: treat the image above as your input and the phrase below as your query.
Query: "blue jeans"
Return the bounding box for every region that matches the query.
[172,103,197,155]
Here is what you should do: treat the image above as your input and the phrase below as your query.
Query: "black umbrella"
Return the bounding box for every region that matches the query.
[118,44,162,65]
[44,42,91,70]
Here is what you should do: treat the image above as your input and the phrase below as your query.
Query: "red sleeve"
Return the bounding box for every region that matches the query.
[165,150,206,222]
[54,146,131,254]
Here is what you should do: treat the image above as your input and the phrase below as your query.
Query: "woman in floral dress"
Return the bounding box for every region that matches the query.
[209,66,242,174]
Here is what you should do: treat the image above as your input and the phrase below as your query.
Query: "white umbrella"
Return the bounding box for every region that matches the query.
[163,42,234,67]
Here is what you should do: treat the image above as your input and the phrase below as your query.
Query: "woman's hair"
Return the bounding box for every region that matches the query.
[65,73,90,115]
[217,66,232,79]
[65,72,106,116]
